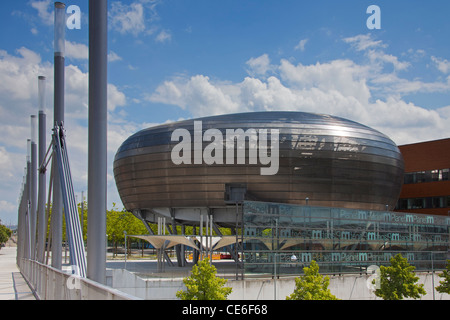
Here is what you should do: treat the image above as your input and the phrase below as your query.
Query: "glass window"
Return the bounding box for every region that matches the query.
[424,171,432,182]
[416,171,426,183]
[432,197,444,208]
[396,199,408,210]
[443,169,449,181]
[431,170,440,181]
[425,197,433,208]
[404,173,415,184]
[412,198,425,209]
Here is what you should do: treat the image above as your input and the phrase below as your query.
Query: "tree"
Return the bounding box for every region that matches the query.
[176,258,232,300]
[0,224,12,246]
[436,260,450,294]
[374,253,426,300]
[106,205,148,244]
[0,230,7,246]
[286,260,339,300]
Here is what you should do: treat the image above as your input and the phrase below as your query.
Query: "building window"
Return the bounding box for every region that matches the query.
[432,197,444,208]
[416,171,426,183]
[431,170,440,181]
[403,168,450,184]
[404,173,415,184]
[397,196,450,210]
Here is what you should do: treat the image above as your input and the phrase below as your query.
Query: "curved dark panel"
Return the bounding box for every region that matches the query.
[114,111,404,222]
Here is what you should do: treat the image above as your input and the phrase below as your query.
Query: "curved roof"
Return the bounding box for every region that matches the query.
[114,111,404,223]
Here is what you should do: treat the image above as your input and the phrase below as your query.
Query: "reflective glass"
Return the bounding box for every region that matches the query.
[243,201,450,274]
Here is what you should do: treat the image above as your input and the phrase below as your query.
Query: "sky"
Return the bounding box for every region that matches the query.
[1,0,450,225]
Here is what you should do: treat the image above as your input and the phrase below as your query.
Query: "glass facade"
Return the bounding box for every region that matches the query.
[404,168,450,184]
[115,111,404,218]
[243,201,450,275]
[396,196,450,210]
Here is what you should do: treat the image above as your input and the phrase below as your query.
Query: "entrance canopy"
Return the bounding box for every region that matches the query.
[128,235,242,251]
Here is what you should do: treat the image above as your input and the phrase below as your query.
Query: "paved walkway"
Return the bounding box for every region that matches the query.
[0,246,36,300]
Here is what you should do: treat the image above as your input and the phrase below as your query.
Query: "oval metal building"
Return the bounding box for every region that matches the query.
[113,111,404,226]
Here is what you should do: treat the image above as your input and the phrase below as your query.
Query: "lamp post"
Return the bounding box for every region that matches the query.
[51,2,66,270]
[37,76,47,263]
[87,0,108,285]
[30,115,38,260]
[124,231,127,270]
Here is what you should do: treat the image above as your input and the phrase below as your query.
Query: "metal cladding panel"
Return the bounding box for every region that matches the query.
[113,111,404,223]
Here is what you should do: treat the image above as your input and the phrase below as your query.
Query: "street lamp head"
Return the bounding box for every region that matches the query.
[54,2,66,57]
[38,76,46,113]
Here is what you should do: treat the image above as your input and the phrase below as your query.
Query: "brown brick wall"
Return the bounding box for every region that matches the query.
[399,138,450,172]
[397,138,450,216]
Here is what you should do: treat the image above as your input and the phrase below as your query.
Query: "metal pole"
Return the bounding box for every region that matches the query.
[81,191,84,235]
[87,0,108,284]
[274,253,277,300]
[52,2,66,270]
[200,214,203,260]
[210,215,213,265]
[30,115,38,260]
[26,142,32,260]
[124,231,127,270]
[431,251,435,300]
[37,76,47,263]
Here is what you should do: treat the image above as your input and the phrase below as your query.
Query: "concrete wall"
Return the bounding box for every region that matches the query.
[110,269,450,300]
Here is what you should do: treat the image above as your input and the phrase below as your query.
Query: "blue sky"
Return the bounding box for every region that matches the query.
[1,0,450,225]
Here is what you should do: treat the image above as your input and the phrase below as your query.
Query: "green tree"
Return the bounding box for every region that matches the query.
[106,205,148,243]
[176,258,232,300]
[0,224,12,239]
[0,225,9,248]
[286,260,339,300]
[436,260,450,294]
[374,253,426,300]
[0,225,9,246]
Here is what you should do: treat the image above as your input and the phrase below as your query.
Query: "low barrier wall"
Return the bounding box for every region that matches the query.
[110,268,450,300]
[19,259,140,300]
[19,259,450,300]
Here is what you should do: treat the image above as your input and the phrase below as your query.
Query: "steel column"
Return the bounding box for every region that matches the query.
[36,75,47,263]
[51,2,66,270]
[87,0,108,284]
[30,116,38,260]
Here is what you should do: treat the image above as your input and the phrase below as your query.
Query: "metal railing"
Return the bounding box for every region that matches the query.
[19,259,140,300]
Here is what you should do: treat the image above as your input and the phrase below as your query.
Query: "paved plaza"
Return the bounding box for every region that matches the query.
[0,246,36,300]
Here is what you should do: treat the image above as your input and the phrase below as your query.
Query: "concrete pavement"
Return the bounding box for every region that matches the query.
[0,246,36,300]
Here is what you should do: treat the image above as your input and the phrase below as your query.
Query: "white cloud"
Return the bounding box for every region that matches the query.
[343,34,410,72]
[108,83,127,111]
[156,30,172,43]
[147,35,450,146]
[65,41,89,60]
[109,1,173,44]
[149,75,240,116]
[431,56,450,74]
[294,39,309,52]
[108,51,123,62]
[343,34,386,51]
[278,59,372,104]
[30,0,53,26]
[246,54,273,77]
[0,46,128,224]
[110,2,146,36]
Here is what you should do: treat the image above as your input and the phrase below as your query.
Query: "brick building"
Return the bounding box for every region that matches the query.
[396,138,450,216]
